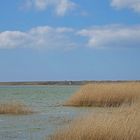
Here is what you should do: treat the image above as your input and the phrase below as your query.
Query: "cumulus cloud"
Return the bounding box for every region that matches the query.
[0,31,27,49]
[111,0,140,13]
[0,26,77,50]
[78,25,140,48]
[24,0,76,16]
[1,25,140,50]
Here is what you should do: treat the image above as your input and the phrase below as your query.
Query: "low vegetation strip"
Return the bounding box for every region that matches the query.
[49,103,140,140]
[0,102,33,115]
[65,82,140,107]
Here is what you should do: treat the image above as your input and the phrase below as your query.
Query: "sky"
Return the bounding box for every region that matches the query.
[0,0,140,81]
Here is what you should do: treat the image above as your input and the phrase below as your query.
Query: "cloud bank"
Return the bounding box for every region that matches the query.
[0,25,140,50]
[24,0,76,16]
[111,0,140,13]
[0,26,77,50]
[78,25,140,48]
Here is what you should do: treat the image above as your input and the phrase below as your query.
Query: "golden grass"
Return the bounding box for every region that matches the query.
[49,103,140,140]
[65,82,140,107]
[0,102,33,115]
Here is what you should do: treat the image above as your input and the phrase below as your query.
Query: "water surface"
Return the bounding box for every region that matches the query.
[0,85,85,140]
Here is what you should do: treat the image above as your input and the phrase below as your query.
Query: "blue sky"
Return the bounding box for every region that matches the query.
[0,0,140,81]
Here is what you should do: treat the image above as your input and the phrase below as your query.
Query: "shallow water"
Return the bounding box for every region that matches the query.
[0,85,89,140]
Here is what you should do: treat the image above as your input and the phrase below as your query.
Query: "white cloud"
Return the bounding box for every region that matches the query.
[78,25,140,48]
[0,31,27,49]
[111,0,140,13]
[55,0,75,16]
[24,0,76,16]
[0,26,77,50]
[1,25,140,50]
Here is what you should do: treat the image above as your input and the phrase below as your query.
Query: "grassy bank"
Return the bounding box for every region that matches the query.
[0,102,33,115]
[48,82,140,140]
[49,103,140,140]
[65,82,140,107]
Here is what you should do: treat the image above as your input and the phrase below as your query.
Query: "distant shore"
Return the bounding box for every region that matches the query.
[0,80,140,86]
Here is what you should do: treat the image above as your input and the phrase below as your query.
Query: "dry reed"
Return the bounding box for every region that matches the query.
[0,102,33,115]
[49,103,140,140]
[65,82,140,107]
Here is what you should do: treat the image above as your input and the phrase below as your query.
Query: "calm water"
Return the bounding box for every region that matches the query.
[0,85,87,140]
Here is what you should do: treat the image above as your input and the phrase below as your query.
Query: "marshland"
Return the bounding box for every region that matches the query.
[0,82,140,140]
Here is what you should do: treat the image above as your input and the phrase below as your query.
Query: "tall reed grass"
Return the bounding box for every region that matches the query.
[65,82,140,107]
[49,103,140,140]
[0,102,33,115]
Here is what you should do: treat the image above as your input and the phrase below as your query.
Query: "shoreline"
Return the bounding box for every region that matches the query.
[0,80,140,86]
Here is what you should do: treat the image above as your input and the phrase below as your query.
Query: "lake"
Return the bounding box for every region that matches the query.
[0,85,86,140]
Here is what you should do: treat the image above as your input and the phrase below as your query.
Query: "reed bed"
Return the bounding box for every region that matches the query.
[0,102,33,115]
[65,82,140,107]
[49,103,140,140]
